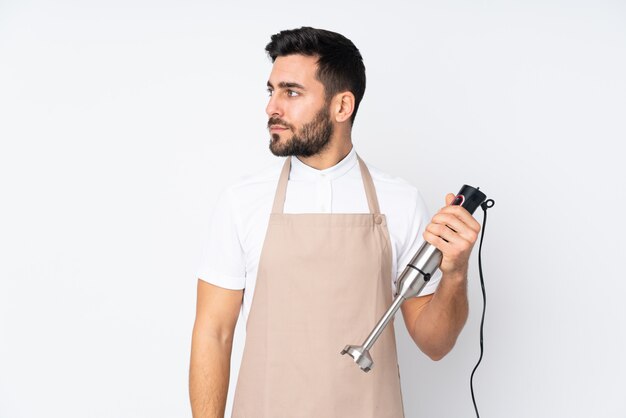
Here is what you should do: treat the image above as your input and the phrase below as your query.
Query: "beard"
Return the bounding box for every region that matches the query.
[268,106,333,157]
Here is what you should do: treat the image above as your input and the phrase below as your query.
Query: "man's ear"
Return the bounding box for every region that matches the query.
[332,91,355,123]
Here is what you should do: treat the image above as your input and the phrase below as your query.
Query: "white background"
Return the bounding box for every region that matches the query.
[1,0,625,417]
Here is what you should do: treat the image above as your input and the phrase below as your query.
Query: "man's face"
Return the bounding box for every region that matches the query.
[266,55,334,157]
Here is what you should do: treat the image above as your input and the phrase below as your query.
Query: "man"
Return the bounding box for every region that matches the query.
[189,27,481,418]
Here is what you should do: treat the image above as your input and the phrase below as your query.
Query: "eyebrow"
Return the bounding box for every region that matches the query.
[267,81,306,90]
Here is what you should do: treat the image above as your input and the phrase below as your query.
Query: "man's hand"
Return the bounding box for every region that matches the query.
[423,193,482,278]
[402,193,481,360]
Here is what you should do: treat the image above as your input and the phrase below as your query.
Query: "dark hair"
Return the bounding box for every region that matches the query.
[265,27,366,124]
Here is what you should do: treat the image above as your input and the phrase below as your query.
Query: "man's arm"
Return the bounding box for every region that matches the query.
[189,279,243,418]
[401,193,480,361]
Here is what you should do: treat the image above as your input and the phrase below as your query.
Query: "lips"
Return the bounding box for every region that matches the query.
[268,117,291,131]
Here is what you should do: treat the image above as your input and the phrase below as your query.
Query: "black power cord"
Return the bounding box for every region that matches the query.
[470,198,495,418]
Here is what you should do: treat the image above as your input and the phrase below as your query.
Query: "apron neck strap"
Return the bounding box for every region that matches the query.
[272,154,381,215]
[356,155,381,214]
[272,157,292,214]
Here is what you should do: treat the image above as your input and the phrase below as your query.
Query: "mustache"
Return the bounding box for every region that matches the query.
[267,117,294,130]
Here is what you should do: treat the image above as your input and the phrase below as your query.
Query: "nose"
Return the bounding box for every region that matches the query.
[266,93,282,118]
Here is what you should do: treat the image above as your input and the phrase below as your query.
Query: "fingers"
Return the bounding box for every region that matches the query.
[422,228,469,261]
[423,229,454,252]
[430,212,479,243]
[424,221,471,248]
[423,192,483,249]
[440,195,482,234]
[421,192,483,275]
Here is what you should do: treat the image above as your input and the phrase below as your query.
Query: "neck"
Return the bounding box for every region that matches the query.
[297,134,353,170]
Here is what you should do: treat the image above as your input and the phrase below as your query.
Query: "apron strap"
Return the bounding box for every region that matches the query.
[272,157,292,214]
[356,154,381,214]
[271,154,381,215]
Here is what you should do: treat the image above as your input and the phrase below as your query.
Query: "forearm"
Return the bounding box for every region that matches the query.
[410,271,469,360]
[189,332,233,418]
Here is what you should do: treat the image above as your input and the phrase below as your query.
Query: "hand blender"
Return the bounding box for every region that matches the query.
[341,185,488,372]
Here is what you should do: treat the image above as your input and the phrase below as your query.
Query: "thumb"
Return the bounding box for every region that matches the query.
[445,193,456,206]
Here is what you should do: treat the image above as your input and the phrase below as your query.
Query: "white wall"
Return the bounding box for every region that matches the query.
[1,1,624,417]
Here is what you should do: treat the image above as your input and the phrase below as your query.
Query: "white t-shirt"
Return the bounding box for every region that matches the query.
[196,148,442,322]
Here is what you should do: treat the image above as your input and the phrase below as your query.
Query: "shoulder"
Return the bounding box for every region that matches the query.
[228,158,284,192]
[220,159,285,202]
[364,161,427,214]
[213,159,285,224]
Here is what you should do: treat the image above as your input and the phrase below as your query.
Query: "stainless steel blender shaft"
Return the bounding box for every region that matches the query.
[341,241,442,372]
[341,184,488,372]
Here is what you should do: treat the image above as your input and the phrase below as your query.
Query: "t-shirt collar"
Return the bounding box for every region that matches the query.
[289,147,357,181]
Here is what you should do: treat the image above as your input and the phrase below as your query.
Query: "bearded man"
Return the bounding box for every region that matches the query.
[190,26,480,418]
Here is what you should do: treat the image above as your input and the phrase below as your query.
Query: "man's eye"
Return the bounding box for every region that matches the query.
[287,90,299,97]
[267,88,273,97]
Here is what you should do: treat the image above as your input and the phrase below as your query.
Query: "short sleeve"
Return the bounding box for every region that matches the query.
[195,188,246,290]
[396,191,442,296]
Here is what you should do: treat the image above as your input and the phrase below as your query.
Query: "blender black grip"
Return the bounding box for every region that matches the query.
[451,185,487,215]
